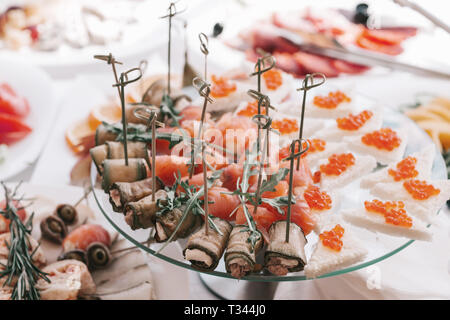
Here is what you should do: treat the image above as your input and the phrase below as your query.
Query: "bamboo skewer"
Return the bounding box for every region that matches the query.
[160,2,186,97]
[295,73,326,170]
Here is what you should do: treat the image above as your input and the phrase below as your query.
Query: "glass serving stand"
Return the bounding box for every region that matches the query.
[91,107,447,299]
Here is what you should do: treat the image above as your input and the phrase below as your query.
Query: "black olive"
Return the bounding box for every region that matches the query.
[58,249,87,264]
[86,242,111,270]
[55,204,78,225]
[354,3,369,25]
[212,22,224,38]
[40,216,68,244]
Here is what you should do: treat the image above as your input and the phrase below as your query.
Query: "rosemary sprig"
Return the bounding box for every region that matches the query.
[0,183,49,300]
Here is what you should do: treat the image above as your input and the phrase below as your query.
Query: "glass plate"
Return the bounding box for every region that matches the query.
[91,106,446,282]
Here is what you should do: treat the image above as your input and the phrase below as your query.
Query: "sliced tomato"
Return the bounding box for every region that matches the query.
[0,112,32,145]
[204,186,240,221]
[236,204,280,233]
[362,27,416,45]
[283,197,316,235]
[260,180,289,199]
[153,155,190,187]
[332,60,370,74]
[62,224,111,252]
[0,83,30,118]
[0,200,27,234]
[155,127,176,155]
[280,159,313,189]
[356,34,403,55]
[293,52,340,77]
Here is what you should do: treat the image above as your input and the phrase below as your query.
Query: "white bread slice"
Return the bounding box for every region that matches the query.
[342,207,432,241]
[315,108,383,141]
[305,220,367,279]
[261,70,295,105]
[370,180,450,223]
[344,127,408,165]
[360,145,435,189]
[318,154,377,190]
[194,79,252,113]
[305,94,357,119]
[294,185,340,232]
[303,141,347,170]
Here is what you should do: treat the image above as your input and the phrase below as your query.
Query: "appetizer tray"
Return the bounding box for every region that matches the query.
[90,103,447,282]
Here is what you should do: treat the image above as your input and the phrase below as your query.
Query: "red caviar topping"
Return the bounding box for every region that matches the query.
[319,224,345,251]
[304,185,332,211]
[388,156,418,181]
[313,171,321,183]
[210,75,236,98]
[278,139,326,160]
[263,69,283,90]
[236,101,268,117]
[313,90,351,109]
[307,139,326,154]
[361,128,401,151]
[337,110,373,131]
[272,119,299,135]
[320,153,355,176]
[403,180,440,200]
[364,199,412,228]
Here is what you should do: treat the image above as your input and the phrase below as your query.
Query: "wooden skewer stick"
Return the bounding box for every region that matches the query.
[249,54,276,93]
[250,113,272,222]
[150,110,165,202]
[295,73,326,170]
[247,90,275,160]
[94,53,122,97]
[284,139,310,243]
[112,67,143,166]
[160,2,186,96]
[202,142,209,235]
[132,106,165,202]
[189,79,210,178]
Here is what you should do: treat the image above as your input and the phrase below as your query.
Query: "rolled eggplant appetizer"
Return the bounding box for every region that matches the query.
[224,225,263,279]
[101,158,147,192]
[106,141,149,164]
[264,221,307,276]
[90,144,108,174]
[154,205,202,243]
[109,177,162,212]
[124,190,167,230]
[95,123,118,146]
[183,217,232,272]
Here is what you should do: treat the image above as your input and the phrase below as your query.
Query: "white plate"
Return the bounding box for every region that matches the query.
[1,183,190,300]
[0,59,56,181]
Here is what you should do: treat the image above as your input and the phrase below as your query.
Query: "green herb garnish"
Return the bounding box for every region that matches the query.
[160,94,182,127]
[0,183,49,300]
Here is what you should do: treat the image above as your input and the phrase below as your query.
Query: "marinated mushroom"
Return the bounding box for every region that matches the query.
[57,249,87,264]
[86,242,111,270]
[40,216,68,244]
[55,204,78,225]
